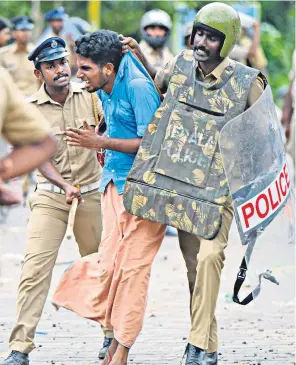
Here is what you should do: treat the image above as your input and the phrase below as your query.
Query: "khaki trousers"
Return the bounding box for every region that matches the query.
[9,189,102,354]
[53,183,166,348]
[178,200,234,353]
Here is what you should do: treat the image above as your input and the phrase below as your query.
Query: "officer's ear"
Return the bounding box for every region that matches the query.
[34,68,43,81]
[103,63,115,76]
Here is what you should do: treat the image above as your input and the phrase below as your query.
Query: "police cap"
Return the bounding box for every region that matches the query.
[10,16,34,31]
[44,7,68,21]
[0,16,11,31]
[28,37,70,67]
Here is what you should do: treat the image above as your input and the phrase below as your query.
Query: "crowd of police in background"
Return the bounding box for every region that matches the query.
[0,5,294,207]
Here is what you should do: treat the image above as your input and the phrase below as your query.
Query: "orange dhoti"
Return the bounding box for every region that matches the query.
[53,183,166,347]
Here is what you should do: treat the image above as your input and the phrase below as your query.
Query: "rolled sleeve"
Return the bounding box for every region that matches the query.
[0,68,50,145]
[247,75,265,107]
[128,78,160,137]
[155,56,177,94]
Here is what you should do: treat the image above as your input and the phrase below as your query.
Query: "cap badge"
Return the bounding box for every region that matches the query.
[51,40,58,49]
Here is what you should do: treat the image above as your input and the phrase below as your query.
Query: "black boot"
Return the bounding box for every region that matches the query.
[1,351,29,365]
[205,352,218,365]
[98,337,113,360]
[185,344,205,365]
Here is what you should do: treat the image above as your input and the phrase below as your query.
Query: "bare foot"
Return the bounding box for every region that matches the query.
[100,339,118,365]
[109,344,129,365]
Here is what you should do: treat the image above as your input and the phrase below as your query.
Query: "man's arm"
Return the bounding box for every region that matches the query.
[0,68,56,181]
[281,77,294,141]
[64,78,160,153]
[120,36,158,79]
[64,116,142,154]
[247,75,265,107]
[0,137,56,181]
[38,162,81,204]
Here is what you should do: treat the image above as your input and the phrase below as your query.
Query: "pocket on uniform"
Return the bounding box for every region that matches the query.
[51,126,65,164]
[116,99,134,123]
[154,101,224,188]
[75,117,97,130]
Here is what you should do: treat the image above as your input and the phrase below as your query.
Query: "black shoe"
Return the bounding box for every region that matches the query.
[205,352,218,365]
[98,337,113,360]
[185,344,205,365]
[1,351,29,365]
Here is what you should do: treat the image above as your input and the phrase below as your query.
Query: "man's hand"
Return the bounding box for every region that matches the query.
[63,184,82,205]
[0,159,13,183]
[0,184,22,206]
[120,35,140,55]
[64,121,105,150]
[285,123,291,142]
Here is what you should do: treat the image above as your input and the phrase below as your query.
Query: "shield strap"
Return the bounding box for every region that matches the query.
[233,238,279,305]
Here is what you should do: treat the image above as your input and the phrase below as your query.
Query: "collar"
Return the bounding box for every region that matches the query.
[196,57,233,81]
[140,40,164,57]
[31,81,84,105]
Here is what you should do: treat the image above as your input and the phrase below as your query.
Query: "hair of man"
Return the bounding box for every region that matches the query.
[74,30,122,72]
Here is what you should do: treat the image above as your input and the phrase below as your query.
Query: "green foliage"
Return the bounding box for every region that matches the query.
[0,1,31,18]
[260,22,292,95]
[260,1,295,96]
[100,1,176,39]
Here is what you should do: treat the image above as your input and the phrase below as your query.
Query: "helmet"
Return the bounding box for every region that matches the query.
[191,2,241,58]
[184,22,193,39]
[140,9,172,50]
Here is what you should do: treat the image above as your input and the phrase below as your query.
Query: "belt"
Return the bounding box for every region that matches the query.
[37,181,100,195]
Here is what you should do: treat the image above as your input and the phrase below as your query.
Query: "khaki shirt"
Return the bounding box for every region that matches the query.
[139,40,174,72]
[0,67,50,145]
[155,56,265,107]
[29,82,103,186]
[0,43,40,97]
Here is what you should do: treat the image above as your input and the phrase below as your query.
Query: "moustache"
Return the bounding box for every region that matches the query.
[54,74,68,81]
[194,46,209,55]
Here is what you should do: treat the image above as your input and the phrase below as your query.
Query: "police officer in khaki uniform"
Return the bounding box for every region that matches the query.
[1,38,103,365]
[139,9,174,77]
[0,16,39,97]
[43,7,77,76]
[0,17,11,47]
[0,67,55,205]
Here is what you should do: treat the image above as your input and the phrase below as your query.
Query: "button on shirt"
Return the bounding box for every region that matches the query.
[28,82,102,186]
[97,51,161,194]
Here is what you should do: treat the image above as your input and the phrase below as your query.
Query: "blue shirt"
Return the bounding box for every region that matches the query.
[98,51,161,194]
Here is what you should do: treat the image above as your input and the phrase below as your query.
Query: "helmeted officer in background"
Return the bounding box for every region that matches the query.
[0,17,11,47]
[1,37,104,365]
[183,22,193,50]
[0,16,39,97]
[139,9,174,76]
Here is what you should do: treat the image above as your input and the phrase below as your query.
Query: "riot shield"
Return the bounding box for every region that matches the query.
[219,85,295,305]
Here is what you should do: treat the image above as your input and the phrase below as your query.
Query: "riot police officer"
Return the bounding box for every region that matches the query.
[139,9,174,76]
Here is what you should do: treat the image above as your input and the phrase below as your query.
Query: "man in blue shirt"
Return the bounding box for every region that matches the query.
[53,30,166,365]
